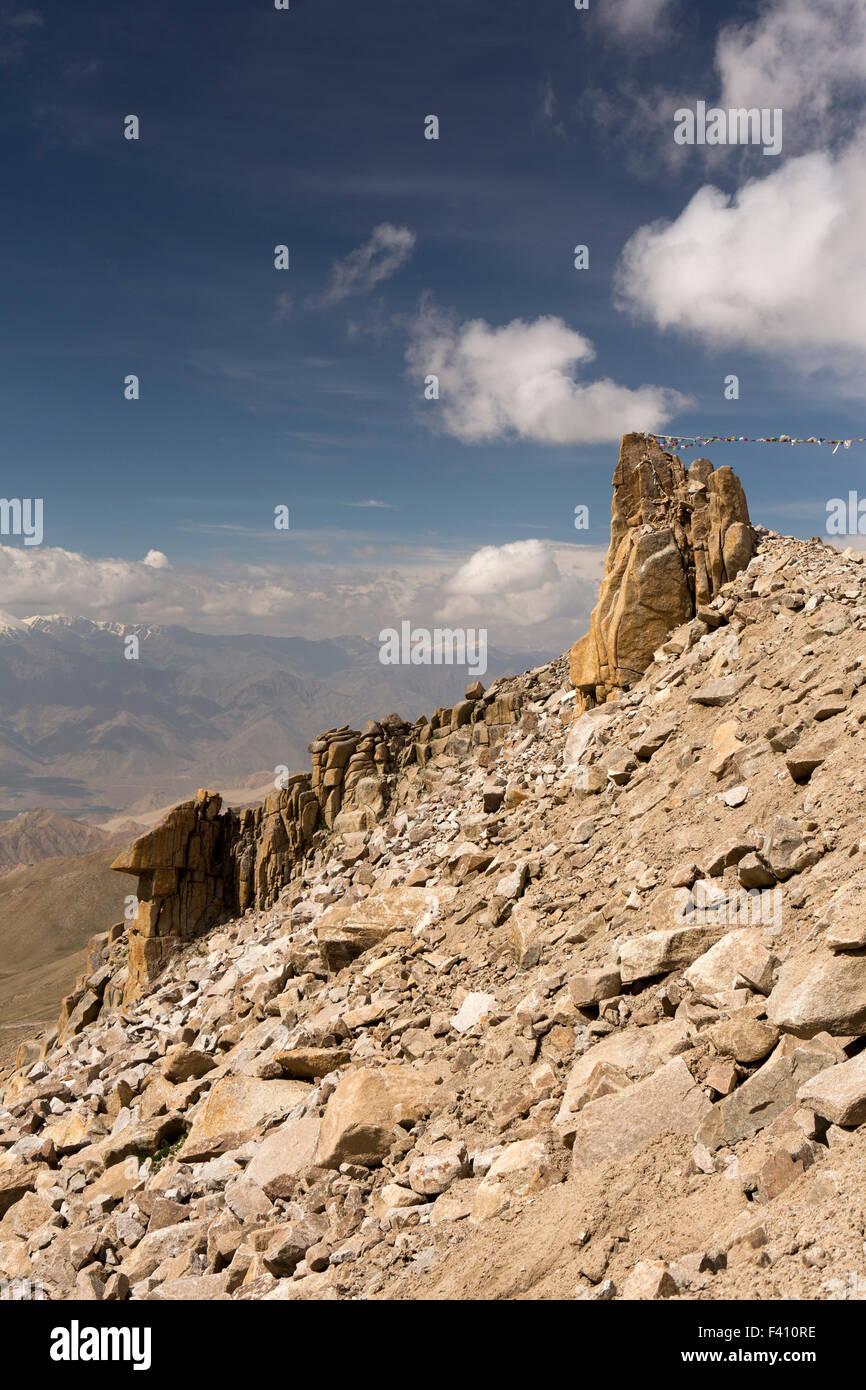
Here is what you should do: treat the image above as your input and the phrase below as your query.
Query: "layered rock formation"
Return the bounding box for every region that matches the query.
[109,683,526,1000]
[570,432,754,710]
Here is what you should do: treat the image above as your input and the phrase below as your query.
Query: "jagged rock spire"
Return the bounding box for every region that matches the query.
[570,432,754,710]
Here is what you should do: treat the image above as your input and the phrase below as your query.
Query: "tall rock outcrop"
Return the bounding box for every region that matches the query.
[110,789,239,999]
[570,432,754,710]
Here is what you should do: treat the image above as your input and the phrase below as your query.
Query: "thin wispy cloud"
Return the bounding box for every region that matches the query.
[272,291,293,323]
[0,3,44,63]
[537,77,565,138]
[310,223,416,309]
[341,499,397,509]
[599,0,676,40]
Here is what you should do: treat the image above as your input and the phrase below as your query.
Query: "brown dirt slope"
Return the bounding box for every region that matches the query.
[0,848,129,1065]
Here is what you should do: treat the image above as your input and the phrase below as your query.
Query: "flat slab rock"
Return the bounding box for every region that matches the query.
[697,1045,834,1151]
[555,1019,690,1143]
[181,1076,311,1157]
[618,925,726,985]
[689,675,753,706]
[569,1056,712,1173]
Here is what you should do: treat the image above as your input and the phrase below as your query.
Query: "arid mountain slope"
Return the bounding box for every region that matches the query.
[0,809,114,875]
[0,849,129,1069]
[2,454,866,1302]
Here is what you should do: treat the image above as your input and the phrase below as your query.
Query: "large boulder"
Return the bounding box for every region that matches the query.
[314,1065,442,1169]
[570,433,753,710]
[766,947,866,1037]
[180,1076,311,1159]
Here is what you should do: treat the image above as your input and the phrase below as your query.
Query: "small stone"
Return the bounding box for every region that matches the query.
[785,743,832,781]
[689,676,752,707]
[621,1260,677,1300]
[721,784,749,808]
[482,780,505,813]
[569,968,621,1008]
[409,1142,470,1196]
[708,1017,779,1064]
[509,905,542,969]
[737,853,776,889]
[706,1061,738,1096]
[451,992,497,1034]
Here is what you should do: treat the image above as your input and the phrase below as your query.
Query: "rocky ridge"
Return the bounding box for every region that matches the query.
[3,458,866,1301]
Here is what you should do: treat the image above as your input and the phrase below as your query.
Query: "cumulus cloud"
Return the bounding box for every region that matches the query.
[0,537,606,656]
[715,0,866,150]
[438,539,604,640]
[143,549,170,569]
[616,138,866,370]
[615,0,866,380]
[406,298,688,445]
[445,540,561,598]
[313,223,416,308]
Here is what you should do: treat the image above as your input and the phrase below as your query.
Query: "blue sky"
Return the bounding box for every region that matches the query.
[1,0,864,651]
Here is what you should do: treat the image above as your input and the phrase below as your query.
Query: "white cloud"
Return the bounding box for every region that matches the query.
[439,540,604,639]
[616,125,866,377]
[406,298,688,445]
[314,223,416,308]
[446,539,561,597]
[715,0,866,150]
[143,549,170,569]
[0,538,606,656]
[615,0,866,380]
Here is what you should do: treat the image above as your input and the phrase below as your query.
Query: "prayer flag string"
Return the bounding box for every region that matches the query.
[644,432,865,455]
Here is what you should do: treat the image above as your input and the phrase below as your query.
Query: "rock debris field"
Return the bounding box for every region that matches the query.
[3,447,866,1302]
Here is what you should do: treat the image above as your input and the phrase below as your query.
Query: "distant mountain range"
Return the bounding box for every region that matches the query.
[0,612,552,819]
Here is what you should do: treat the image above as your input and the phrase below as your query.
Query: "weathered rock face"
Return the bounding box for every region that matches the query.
[110,684,528,1000]
[111,790,239,999]
[570,432,754,710]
